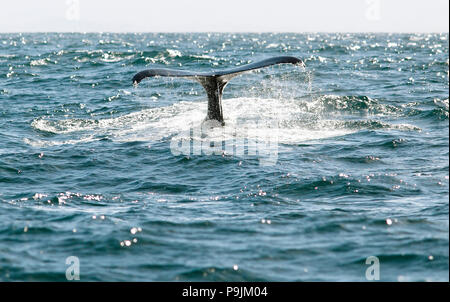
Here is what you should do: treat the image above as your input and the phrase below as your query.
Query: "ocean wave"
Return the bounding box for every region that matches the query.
[23,136,100,147]
[29,95,423,148]
[29,58,57,66]
[1,32,449,282]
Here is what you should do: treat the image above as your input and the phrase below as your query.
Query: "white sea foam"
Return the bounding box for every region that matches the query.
[167,49,182,58]
[23,136,100,147]
[29,96,420,148]
[30,58,51,66]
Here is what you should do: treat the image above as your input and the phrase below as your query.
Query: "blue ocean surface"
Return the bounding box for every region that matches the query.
[0,33,448,281]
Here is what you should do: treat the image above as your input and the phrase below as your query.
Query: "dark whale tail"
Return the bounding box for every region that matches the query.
[132,56,305,125]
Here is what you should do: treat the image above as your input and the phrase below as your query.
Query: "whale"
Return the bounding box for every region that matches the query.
[132,56,305,126]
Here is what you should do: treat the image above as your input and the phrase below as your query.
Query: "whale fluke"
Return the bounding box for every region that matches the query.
[132,56,304,125]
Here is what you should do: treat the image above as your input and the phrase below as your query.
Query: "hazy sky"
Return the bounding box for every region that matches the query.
[0,0,448,32]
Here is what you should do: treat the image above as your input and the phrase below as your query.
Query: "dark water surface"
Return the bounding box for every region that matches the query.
[0,33,448,281]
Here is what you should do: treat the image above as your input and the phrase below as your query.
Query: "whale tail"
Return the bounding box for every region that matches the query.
[132,56,305,125]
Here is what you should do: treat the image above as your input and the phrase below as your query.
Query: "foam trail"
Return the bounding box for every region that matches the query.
[28,95,420,147]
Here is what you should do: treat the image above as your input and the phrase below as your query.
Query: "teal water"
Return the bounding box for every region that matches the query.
[0,33,448,281]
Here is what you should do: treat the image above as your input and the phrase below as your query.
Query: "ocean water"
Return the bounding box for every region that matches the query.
[0,33,448,281]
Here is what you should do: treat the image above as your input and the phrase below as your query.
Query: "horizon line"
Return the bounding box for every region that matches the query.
[1,31,449,34]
